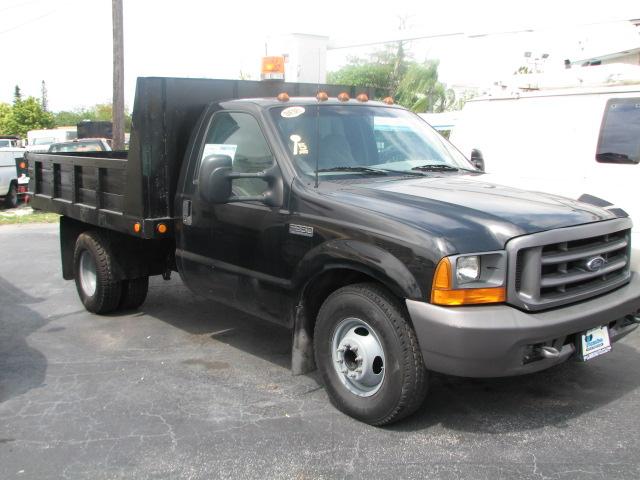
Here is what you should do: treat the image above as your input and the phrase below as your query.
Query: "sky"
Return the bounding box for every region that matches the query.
[1,0,638,112]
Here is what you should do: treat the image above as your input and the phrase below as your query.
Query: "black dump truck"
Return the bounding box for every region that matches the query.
[76,120,113,141]
[27,77,640,425]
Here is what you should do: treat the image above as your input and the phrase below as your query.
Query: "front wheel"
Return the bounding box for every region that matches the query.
[314,283,428,425]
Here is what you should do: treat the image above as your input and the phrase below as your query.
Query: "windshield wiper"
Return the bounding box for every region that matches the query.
[411,164,459,172]
[316,166,388,175]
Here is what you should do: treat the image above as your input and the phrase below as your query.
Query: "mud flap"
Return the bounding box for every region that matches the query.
[291,303,316,375]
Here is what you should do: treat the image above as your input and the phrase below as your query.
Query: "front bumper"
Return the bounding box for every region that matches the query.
[406,273,640,378]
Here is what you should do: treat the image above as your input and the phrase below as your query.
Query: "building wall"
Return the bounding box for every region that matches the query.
[266,34,329,83]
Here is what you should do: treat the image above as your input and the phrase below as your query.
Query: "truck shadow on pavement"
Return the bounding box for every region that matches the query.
[140,277,640,432]
[140,277,293,370]
[0,276,49,404]
[390,342,640,433]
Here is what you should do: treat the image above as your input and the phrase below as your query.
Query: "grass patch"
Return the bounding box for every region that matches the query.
[0,211,60,225]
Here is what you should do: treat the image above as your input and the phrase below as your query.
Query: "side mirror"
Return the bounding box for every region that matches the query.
[470,148,485,172]
[199,155,233,203]
[198,154,283,207]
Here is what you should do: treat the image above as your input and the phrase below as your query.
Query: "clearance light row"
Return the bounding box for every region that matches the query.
[133,222,168,235]
[276,91,394,105]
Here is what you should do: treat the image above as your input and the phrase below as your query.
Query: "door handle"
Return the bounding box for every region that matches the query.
[182,199,192,225]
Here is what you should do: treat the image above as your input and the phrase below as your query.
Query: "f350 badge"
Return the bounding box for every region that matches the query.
[289,224,314,237]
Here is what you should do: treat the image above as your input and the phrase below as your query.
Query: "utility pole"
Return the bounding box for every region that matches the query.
[112,0,125,150]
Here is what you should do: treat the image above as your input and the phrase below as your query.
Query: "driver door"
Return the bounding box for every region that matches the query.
[179,111,293,325]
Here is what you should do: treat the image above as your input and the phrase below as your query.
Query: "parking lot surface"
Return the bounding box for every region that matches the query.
[1,223,640,479]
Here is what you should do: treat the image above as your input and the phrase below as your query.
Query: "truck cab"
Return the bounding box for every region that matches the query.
[27,77,640,425]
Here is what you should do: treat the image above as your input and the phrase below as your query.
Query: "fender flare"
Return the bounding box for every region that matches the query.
[292,238,425,301]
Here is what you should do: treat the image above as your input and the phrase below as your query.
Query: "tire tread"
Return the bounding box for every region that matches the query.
[315,282,428,426]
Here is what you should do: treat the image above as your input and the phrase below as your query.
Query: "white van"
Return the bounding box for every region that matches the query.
[0,148,27,208]
[449,84,640,269]
[26,127,77,152]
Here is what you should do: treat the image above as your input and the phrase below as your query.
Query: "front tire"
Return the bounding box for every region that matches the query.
[314,283,428,425]
[73,232,122,314]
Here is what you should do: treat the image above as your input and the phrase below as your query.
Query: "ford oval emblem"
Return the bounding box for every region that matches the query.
[585,256,606,272]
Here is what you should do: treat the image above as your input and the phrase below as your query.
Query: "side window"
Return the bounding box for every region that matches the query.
[596,98,640,165]
[201,112,274,196]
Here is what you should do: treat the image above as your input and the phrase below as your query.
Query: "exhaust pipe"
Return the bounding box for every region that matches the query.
[538,346,561,359]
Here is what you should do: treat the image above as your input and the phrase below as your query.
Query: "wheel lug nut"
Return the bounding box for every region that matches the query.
[336,358,343,364]
[356,368,362,374]
[351,346,358,353]
[355,356,363,363]
[337,347,345,353]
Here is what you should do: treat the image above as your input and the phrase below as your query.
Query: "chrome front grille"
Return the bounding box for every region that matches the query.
[507,218,633,311]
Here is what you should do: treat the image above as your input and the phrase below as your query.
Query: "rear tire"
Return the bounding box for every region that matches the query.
[119,276,149,310]
[314,283,428,426]
[73,231,122,314]
[4,183,18,208]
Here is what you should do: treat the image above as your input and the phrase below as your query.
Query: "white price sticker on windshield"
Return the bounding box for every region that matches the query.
[281,106,305,118]
[202,144,237,161]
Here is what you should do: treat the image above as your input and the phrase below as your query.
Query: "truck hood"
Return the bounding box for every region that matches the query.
[326,174,623,253]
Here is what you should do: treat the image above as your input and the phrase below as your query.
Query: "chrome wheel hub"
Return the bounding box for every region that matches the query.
[331,318,385,397]
[79,250,97,297]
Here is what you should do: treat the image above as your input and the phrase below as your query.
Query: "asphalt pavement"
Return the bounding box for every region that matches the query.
[1,223,639,479]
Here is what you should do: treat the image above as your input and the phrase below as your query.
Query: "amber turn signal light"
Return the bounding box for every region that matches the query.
[133,222,141,233]
[431,257,506,305]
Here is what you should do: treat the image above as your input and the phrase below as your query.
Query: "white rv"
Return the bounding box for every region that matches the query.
[450,82,640,269]
[26,127,77,152]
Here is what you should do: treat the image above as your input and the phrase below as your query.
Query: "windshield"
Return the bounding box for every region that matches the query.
[49,141,105,153]
[269,105,474,178]
[33,137,55,145]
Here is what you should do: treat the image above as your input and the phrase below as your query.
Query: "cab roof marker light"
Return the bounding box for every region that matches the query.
[382,97,395,105]
[277,92,290,102]
[337,92,350,102]
[316,91,329,102]
[356,93,369,102]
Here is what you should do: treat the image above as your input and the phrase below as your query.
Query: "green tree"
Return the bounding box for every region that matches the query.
[0,103,11,130]
[53,103,132,131]
[2,97,55,137]
[327,54,395,98]
[396,61,456,113]
[0,87,54,137]
[327,49,456,113]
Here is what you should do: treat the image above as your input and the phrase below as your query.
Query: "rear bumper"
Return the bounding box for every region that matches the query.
[406,273,640,378]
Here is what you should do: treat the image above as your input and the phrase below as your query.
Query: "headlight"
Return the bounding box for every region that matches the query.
[431,252,506,306]
[456,255,480,284]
